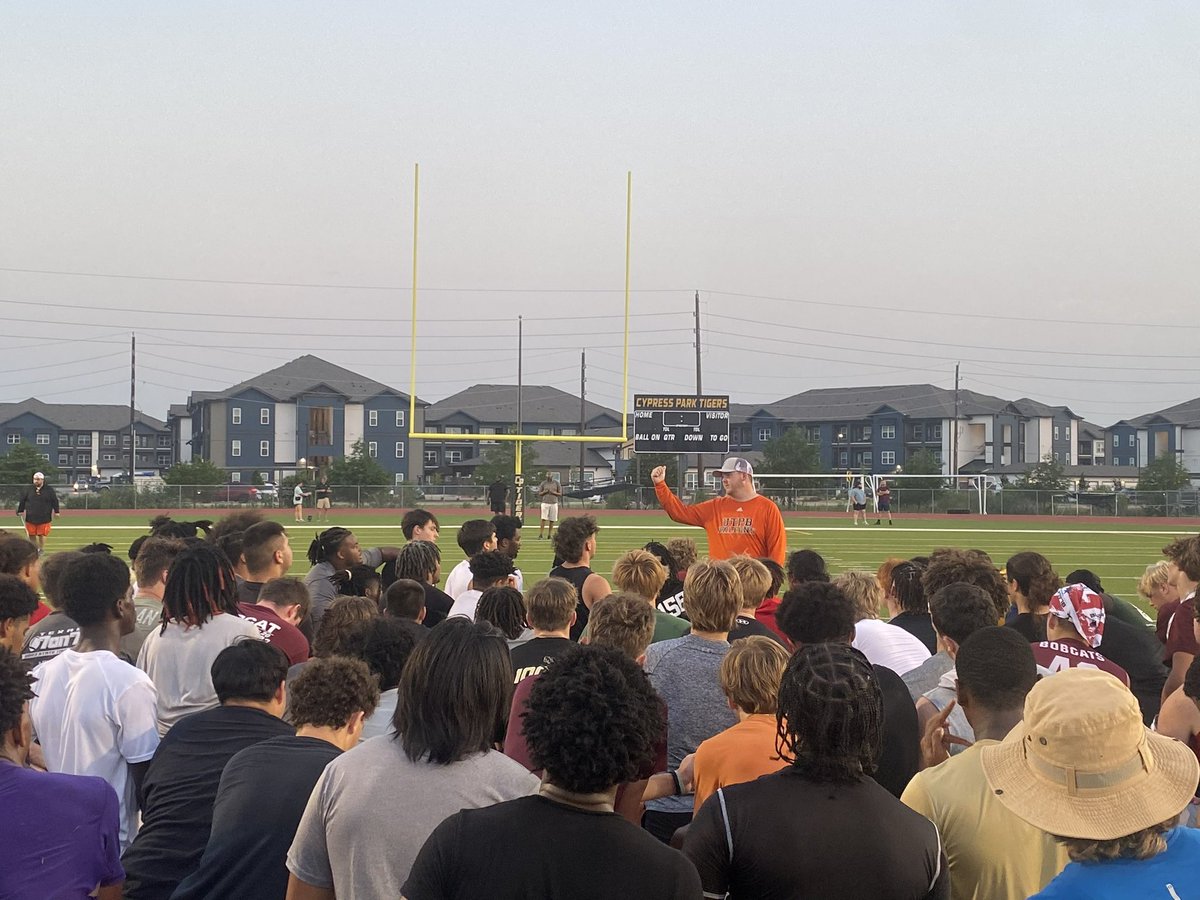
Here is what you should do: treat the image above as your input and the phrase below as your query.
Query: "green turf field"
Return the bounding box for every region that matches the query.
[30,511,1197,613]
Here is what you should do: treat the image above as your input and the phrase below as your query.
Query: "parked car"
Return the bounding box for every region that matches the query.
[221,484,260,502]
[255,482,278,501]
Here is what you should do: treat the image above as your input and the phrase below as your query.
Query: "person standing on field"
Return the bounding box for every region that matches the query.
[536,475,562,540]
[17,472,59,553]
[293,482,311,523]
[651,458,785,564]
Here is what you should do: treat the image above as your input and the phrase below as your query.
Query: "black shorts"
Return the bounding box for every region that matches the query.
[878,500,890,512]
[853,503,866,511]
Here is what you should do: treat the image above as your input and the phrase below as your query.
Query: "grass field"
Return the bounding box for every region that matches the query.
[26,510,1198,614]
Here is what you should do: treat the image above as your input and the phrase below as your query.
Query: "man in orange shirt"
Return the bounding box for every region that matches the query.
[651,458,786,564]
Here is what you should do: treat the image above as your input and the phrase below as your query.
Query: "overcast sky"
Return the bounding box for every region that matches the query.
[2,2,1197,428]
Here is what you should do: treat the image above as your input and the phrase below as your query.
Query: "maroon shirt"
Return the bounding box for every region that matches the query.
[1164,597,1199,665]
[237,601,310,666]
[1157,599,1180,648]
[1032,638,1130,687]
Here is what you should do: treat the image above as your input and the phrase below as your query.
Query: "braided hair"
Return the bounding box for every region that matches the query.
[307,527,353,567]
[890,560,927,614]
[149,515,214,539]
[776,642,882,784]
[394,541,441,583]
[160,543,239,632]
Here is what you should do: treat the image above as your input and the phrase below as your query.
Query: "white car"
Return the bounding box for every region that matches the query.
[256,482,279,501]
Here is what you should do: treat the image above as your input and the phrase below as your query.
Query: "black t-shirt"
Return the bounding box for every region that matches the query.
[728,615,786,646]
[683,768,949,900]
[549,565,593,641]
[422,583,453,628]
[403,794,701,900]
[874,663,920,798]
[171,735,341,900]
[1007,613,1047,642]
[236,579,264,605]
[889,612,938,655]
[1098,615,1168,725]
[120,705,293,899]
[487,482,507,505]
[509,636,575,683]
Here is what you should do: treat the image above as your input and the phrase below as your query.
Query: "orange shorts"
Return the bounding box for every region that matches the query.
[24,521,51,537]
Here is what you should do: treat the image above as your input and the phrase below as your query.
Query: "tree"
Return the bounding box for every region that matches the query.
[329,440,391,486]
[756,428,821,498]
[1137,455,1192,492]
[1019,455,1068,491]
[162,458,225,486]
[0,443,59,488]
[630,453,678,491]
[474,442,541,489]
[899,448,945,492]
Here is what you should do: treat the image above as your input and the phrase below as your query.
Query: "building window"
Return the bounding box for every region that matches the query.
[231,407,241,425]
[75,454,88,465]
[758,428,772,442]
[122,436,130,448]
[537,428,553,436]
[1053,452,1060,462]
[35,433,49,445]
[444,426,463,435]
[58,454,70,465]
[369,410,378,427]
[58,434,71,446]
[395,473,405,484]
[560,428,578,436]
[231,440,242,458]
[103,434,116,446]
[259,440,270,457]
[157,454,170,466]
[861,452,873,468]
[424,450,437,464]
[1054,426,1060,441]
[1129,435,1137,447]
[395,442,405,459]
[231,472,242,483]
[445,450,463,464]
[5,434,19,445]
[102,453,116,462]
[912,424,924,441]
[40,453,49,462]
[137,435,150,448]
[838,450,849,468]
[931,424,943,439]
[881,450,896,466]
[157,435,171,447]
[368,442,378,458]
[395,411,405,428]
[880,425,895,440]
[860,426,873,441]
[1113,435,1120,447]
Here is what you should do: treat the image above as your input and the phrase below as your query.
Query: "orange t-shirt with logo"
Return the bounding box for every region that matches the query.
[654,482,786,564]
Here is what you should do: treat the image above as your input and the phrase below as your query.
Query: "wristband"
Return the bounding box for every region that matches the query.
[669,769,682,796]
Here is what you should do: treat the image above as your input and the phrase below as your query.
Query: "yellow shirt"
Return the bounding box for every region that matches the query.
[901,740,1068,900]
[693,714,786,811]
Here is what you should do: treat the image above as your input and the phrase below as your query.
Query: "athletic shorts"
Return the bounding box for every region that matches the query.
[540,503,559,522]
[877,500,890,512]
[316,498,331,509]
[853,503,866,511]
[24,521,51,537]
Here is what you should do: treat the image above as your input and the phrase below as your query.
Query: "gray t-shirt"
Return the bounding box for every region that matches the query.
[901,650,954,701]
[21,610,80,665]
[643,634,737,814]
[119,594,163,662]
[287,735,539,898]
[302,547,384,629]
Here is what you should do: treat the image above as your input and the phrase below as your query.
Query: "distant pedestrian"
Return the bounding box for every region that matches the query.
[314,477,333,523]
[537,475,562,540]
[875,478,893,525]
[16,472,59,552]
[849,480,867,526]
[293,482,311,523]
[488,478,508,516]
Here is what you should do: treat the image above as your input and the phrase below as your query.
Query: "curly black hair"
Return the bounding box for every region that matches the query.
[341,616,418,691]
[468,550,516,588]
[474,586,526,640]
[290,656,381,729]
[777,642,881,784]
[524,644,663,794]
[0,574,39,622]
[786,549,830,586]
[0,647,35,736]
[776,581,855,646]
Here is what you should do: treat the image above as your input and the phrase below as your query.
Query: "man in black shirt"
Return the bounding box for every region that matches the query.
[776,581,921,797]
[683,642,949,899]
[509,577,577,683]
[16,471,59,552]
[172,656,379,900]
[404,645,700,899]
[120,641,294,899]
[549,516,610,641]
[487,478,508,515]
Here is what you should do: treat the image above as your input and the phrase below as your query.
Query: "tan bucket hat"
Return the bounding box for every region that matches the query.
[980,668,1198,840]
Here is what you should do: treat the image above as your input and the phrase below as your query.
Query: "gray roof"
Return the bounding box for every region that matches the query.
[1078,420,1106,440]
[1010,397,1078,419]
[189,355,425,406]
[426,384,621,428]
[734,384,1010,424]
[451,441,614,469]
[0,398,166,432]
[167,404,190,419]
[1127,397,1200,429]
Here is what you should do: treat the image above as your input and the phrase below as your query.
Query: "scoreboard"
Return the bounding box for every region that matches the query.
[634,394,730,454]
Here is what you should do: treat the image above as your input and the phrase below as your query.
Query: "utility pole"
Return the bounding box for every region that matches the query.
[128,333,136,482]
[578,350,587,489]
[953,362,961,481]
[515,316,524,520]
[694,290,705,492]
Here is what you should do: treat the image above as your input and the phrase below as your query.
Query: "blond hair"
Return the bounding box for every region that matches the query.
[834,571,884,622]
[611,549,668,603]
[524,577,577,631]
[666,537,698,572]
[683,559,742,633]
[1057,818,1174,863]
[1138,561,1174,600]
[588,593,656,659]
[720,636,789,714]
[728,556,772,610]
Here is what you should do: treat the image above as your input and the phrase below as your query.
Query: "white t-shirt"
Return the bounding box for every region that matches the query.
[445,559,522,600]
[29,649,160,851]
[852,618,932,676]
[137,613,263,735]
[448,589,483,621]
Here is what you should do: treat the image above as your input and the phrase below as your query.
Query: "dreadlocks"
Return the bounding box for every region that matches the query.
[149,515,214,540]
[308,527,353,566]
[393,540,441,582]
[776,642,882,784]
[160,543,239,632]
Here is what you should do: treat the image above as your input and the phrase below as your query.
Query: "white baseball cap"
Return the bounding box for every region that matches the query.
[33,472,44,479]
[716,458,754,475]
